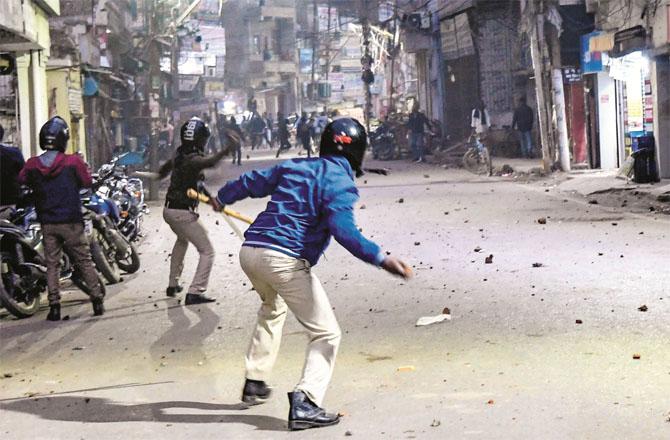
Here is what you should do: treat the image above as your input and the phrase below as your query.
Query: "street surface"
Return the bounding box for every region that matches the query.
[1,150,669,439]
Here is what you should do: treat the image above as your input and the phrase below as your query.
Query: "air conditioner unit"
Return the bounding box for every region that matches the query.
[407,12,431,30]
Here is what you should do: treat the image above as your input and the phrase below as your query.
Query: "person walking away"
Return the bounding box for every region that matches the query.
[296,112,312,158]
[249,112,266,151]
[275,113,292,158]
[407,103,431,163]
[18,117,104,320]
[512,97,534,158]
[212,118,412,431]
[0,124,25,219]
[159,116,237,305]
[228,116,243,165]
[262,112,273,148]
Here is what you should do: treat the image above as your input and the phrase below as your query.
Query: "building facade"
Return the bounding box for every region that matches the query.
[0,0,60,157]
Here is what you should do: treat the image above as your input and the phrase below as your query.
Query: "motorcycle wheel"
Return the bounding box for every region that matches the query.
[0,252,42,319]
[90,230,122,284]
[116,242,140,274]
[463,148,486,175]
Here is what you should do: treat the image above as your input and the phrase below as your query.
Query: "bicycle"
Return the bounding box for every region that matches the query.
[462,133,492,176]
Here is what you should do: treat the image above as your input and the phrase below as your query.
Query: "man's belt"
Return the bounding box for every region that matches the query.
[164,199,195,210]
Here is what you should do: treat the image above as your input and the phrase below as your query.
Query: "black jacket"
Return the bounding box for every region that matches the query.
[0,144,25,206]
[512,104,534,132]
[161,147,226,210]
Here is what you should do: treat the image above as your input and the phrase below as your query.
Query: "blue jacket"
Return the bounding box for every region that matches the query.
[217,156,384,267]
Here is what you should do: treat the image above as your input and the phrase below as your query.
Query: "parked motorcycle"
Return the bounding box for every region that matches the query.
[371,124,398,161]
[0,209,105,319]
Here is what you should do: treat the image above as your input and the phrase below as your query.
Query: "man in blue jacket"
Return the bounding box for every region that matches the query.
[214,118,411,431]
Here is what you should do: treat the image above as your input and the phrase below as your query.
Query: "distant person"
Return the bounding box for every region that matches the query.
[296,112,312,158]
[471,99,491,137]
[0,123,26,219]
[263,112,273,148]
[512,97,535,158]
[276,112,292,158]
[229,116,243,165]
[406,102,431,163]
[249,112,266,150]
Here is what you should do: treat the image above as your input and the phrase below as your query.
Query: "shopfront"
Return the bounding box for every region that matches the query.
[583,27,658,173]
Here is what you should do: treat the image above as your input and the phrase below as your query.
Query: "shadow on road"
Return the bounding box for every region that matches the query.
[1,396,286,431]
[150,303,221,363]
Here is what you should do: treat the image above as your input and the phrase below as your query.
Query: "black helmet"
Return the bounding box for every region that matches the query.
[180,116,210,152]
[319,117,367,177]
[39,116,70,152]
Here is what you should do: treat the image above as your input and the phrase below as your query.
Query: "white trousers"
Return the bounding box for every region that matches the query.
[239,246,341,406]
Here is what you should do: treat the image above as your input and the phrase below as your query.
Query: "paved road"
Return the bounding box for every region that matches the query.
[2,150,669,439]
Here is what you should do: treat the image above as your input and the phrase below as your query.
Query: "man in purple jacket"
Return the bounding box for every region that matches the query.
[19,116,104,321]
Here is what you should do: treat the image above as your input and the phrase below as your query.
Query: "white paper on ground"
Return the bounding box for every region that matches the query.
[415,313,452,327]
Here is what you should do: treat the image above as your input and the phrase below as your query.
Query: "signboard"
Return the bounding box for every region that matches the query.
[204,80,226,99]
[317,6,338,32]
[562,67,581,83]
[299,49,312,74]
[581,31,604,74]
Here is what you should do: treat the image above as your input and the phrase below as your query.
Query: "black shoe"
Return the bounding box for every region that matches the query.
[92,297,104,316]
[46,304,61,321]
[287,391,340,431]
[242,379,272,405]
[166,285,183,298]
[184,293,216,305]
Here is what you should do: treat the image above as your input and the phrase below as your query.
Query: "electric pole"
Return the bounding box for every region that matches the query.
[311,0,318,102]
[527,0,553,173]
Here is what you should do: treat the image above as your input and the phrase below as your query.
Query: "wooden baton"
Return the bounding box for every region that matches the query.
[186,189,254,224]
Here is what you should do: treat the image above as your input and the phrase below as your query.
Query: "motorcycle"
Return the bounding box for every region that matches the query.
[371,124,398,161]
[82,191,140,283]
[0,209,105,319]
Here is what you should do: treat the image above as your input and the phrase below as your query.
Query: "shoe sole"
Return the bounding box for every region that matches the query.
[288,418,340,431]
[242,394,271,406]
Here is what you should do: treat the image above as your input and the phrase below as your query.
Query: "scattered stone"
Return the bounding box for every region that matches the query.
[532,262,543,268]
[62,315,70,321]
[215,220,220,225]
[588,200,598,205]
[487,399,495,405]
[414,241,421,246]
[485,254,493,264]
[360,204,366,209]
[537,217,547,225]
[72,346,85,351]
[632,353,641,360]
[638,305,648,312]
[575,319,583,324]
[397,198,404,204]
[430,419,441,427]
[611,222,618,226]
[85,398,90,403]
[3,373,13,378]
[397,365,415,372]
[474,246,482,253]
[345,431,353,436]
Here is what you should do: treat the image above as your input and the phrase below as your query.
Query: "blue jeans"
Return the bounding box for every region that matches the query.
[410,132,424,160]
[519,130,533,158]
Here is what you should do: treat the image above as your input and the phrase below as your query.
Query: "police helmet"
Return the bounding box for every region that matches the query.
[180,116,210,152]
[319,117,367,177]
[39,116,70,152]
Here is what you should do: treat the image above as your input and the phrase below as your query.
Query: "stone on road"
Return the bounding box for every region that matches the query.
[1,153,669,439]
